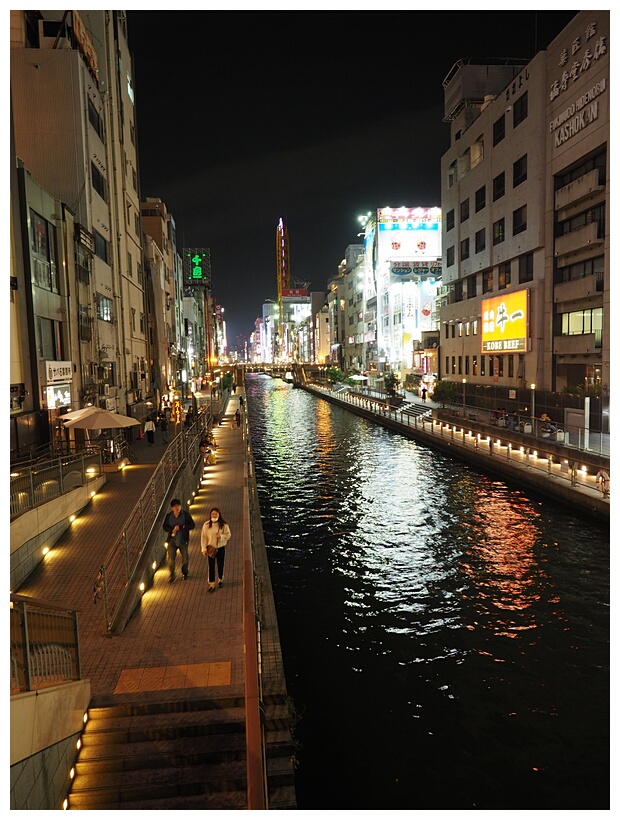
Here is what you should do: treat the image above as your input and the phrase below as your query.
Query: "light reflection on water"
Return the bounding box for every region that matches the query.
[246,376,609,810]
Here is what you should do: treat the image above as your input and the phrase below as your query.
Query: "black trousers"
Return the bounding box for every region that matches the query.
[167,542,188,578]
[207,547,226,583]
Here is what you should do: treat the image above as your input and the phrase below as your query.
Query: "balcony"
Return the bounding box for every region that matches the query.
[554,221,604,264]
[553,272,604,307]
[555,168,604,216]
[554,332,601,356]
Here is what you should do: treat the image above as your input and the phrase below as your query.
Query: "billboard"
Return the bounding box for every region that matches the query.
[481,290,528,353]
[377,207,441,266]
[183,248,211,287]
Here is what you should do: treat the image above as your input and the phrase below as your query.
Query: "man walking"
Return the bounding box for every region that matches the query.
[162,498,196,582]
[160,415,169,444]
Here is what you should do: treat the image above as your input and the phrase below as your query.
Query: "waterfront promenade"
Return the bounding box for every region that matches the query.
[13,392,295,809]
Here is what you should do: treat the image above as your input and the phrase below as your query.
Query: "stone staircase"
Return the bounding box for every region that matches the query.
[66,691,296,810]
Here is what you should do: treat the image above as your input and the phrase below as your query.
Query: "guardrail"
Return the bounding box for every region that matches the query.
[241,402,268,809]
[10,593,81,694]
[312,385,609,498]
[94,421,204,635]
[10,450,104,519]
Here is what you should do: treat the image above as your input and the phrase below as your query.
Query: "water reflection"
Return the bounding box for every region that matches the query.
[246,375,609,810]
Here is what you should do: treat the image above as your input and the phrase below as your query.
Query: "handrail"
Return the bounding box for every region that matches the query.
[242,403,268,809]
[10,593,81,694]
[94,419,205,635]
[10,450,104,520]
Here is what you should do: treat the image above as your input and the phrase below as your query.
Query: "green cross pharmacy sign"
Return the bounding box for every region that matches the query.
[183,248,211,287]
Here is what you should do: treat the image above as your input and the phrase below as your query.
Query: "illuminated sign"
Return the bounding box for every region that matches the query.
[282,288,307,298]
[183,248,211,287]
[46,361,73,384]
[46,384,71,409]
[377,207,442,266]
[390,260,442,278]
[481,291,528,353]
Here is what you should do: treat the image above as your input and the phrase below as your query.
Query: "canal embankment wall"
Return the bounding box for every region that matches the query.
[300,384,610,522]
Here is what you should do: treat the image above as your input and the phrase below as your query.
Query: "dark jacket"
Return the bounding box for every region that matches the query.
[162,509,196,545]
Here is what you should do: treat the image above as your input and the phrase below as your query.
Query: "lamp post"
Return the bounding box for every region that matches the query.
[462,378,466,416]
[531,383,536,421]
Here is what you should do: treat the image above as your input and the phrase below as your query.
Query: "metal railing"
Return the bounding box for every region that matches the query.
[313,385,609,496]
[94,421,204,635]
[10,594,81,694]
[10,450,104,519]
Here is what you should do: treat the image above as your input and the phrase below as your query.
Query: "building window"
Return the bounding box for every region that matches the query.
[472,355,478,375]
[93,230,109,263]
[465,356,470,375]
[451,324,456,338]
[473,320,478,335]
[493,172,505,201]
[445,324,449,339]
[475,186,486,212]
[448,161,457,188]
[91,162,107,201]
[452,356,456,375]
[446,246,455,267]
[87,99,104,140]
[555,254,604,285]
[454,281,463,303]
[458,322,463,337]
[508,355,514,378]
[493,218,505,245]
[96,293,113,322]
[445,355,450,373]
[78,305,92,341]
[446,209,455,231]
[493,114,505,146]
[481,355,486,376]
[460,238,470,261]
[519,252,534,283]
[30,210,59,293]
[498,261,512,289]
[482,269,493,294]
[130,307,136,332]
[496,355,504,377]
[460,199,470,223]
[560,306,603,338]
[37,316,63,360]
[467,275,477,299]
[475,228,486,254]
[513,91,528,127]
[513,205,527,235]
[513,154,528,187]
[458,356,463,375]
[127,251,133,278]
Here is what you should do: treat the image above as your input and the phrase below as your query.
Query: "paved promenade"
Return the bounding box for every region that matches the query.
[17,396,248,701]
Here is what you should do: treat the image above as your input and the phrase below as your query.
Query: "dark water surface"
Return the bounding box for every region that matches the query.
[245,375,609,810]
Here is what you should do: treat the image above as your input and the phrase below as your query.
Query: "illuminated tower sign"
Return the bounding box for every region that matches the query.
[276,218,290,355]
[183,248,211,287]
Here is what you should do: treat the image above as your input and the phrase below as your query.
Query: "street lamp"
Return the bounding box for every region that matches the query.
[462,378,467,416]
[531,383,536,422]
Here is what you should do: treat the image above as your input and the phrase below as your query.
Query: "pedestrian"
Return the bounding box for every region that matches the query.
[162,498,196,582]
[596,469,610,497]
[239,396,244,409]
[144,417,155,445]
[235,408,241,428]
[160,415,169,444]
[421,387,427,402]
[201,507,232,592]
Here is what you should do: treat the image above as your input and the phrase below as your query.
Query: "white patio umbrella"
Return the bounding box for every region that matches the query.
[350,375,368,381]
[61,406,100,421]
[62,408,141,429]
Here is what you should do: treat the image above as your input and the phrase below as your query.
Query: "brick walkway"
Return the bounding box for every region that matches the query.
[17,396,248,700]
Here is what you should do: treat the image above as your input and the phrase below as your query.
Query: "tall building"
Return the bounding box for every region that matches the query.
[439,11,609,408]
[10,10,148,455]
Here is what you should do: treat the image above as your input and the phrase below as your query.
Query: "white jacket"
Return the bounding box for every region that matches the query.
[201,521,231,555]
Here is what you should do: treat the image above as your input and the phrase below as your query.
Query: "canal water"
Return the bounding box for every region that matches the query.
[245,375,609,810]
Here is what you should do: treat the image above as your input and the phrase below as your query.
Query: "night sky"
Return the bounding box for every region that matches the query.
[127,9,579,346]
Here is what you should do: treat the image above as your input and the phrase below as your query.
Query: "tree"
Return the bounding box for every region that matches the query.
[431,379,460,407]
[383,372,399,397]
[327,366,344,383]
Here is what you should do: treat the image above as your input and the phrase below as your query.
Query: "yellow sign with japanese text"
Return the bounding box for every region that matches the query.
[481,290,528,354]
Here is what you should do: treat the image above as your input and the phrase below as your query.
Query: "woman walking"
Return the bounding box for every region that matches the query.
[201,507,232,592]
[144,417,156,445]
